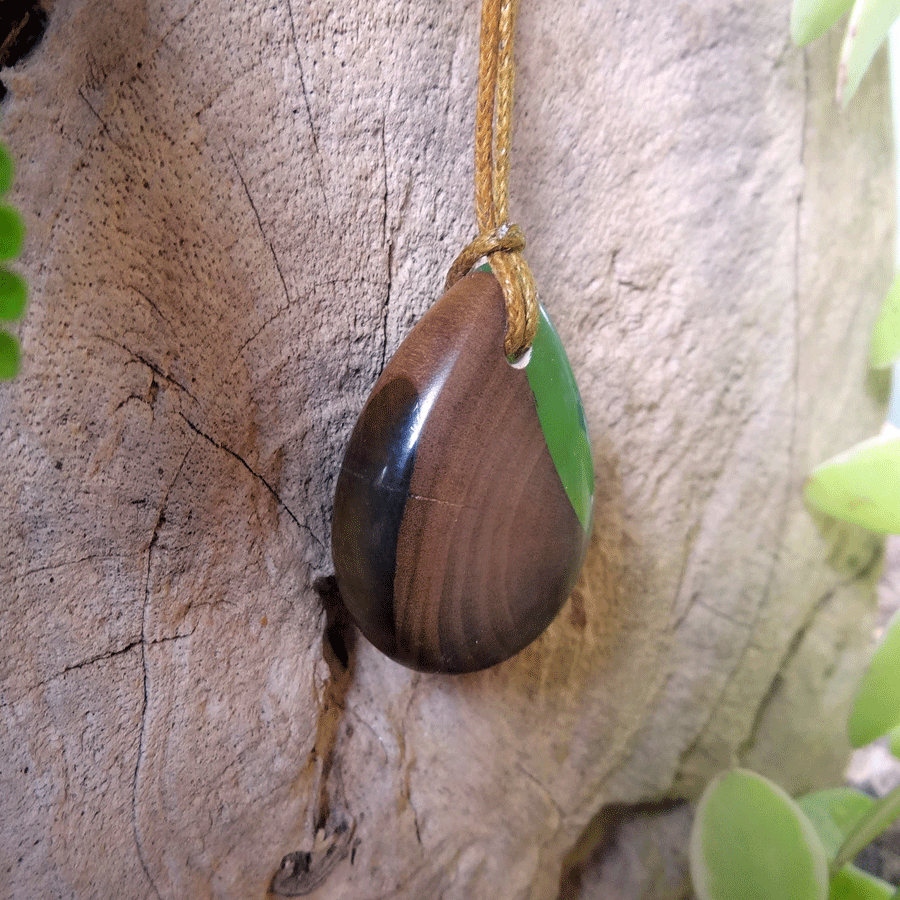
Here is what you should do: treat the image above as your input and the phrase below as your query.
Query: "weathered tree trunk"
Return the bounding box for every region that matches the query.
[0,1,892,898]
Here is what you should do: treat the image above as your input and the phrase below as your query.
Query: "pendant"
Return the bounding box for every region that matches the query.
[331,271,593,673]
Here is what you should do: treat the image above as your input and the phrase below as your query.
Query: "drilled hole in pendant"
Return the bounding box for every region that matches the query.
[507,345,532,369]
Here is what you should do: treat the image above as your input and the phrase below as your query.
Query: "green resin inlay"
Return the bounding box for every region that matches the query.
[474,264,593,530]
[524,305,594,532]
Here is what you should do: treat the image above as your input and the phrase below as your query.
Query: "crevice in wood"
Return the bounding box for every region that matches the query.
[319,576,356,674]
[736,585,836,762]
[270,818,355,897]
[679,529,883,776]
[555,799,690,900]
[737,537,884,760]
[311,575,356,833]
[156,0,202,53]
[0,0,47,101]
[13,552,122,581]
[268,576,357,896]
[515,762,564,823]
[233,303,290,362]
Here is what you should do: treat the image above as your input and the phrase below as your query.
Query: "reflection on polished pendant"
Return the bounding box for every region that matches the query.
[331,271,593,674]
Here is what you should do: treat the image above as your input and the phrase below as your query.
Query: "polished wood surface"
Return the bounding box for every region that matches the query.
[332,272,588,673]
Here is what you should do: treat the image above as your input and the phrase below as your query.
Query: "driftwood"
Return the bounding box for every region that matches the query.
[0,1,892,897]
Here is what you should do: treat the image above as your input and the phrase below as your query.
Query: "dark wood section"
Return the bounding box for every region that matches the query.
[332,272,588,673]
[331,376,420,658]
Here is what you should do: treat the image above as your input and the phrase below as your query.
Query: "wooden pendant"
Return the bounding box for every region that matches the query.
[331,271,594,673]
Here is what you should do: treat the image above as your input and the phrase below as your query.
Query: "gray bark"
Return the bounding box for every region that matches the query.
[0,1,891,898]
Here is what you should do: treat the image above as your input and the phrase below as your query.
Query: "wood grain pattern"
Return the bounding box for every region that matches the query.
[332,272,589,673]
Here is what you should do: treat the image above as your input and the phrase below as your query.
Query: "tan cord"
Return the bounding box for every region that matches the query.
[446,0,538,358]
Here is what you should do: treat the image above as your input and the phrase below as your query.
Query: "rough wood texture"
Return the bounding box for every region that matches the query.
[0,2,891,898]
[333,272,589,673]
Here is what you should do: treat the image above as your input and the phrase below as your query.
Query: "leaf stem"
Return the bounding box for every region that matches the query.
[831,781,900,873]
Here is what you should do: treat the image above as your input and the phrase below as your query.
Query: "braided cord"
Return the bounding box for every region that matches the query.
[447,0,538,358]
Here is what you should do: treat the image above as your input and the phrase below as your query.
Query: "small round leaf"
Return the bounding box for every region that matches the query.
[804,433,900,533]
[0,331,20,379]
[0,206,24,260]
[848,609,900,746]
[0,268,26,320]
[690,769,829,900]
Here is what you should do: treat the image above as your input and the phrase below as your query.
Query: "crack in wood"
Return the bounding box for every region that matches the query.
[77,86,130,156]
[131,449,190,900]
[128,285,174,329]
[97,335,200,404]
[3,631,197,703]
[179,413,324,550]
[736,586,836,762]
[233,304,290,362]
[226,144,293,361]
[285,0,332,225]
[12,552,122,581]
[156,0,203,52]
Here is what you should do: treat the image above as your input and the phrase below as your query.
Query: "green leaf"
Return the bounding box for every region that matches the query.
[0,205,24,260]
[888,723,900,758]
[837,0,900,107]
[799,789,898,898]
[0,268,26,320]
[798,788,875,858]
[0,331,20,379]
[871,273,900,368]
[804,433,900,533]
[791,0,855,45]
[849,610,900,745]
[830,865,895,899]
[0,143,12,195]
[690,769,829,900]
[832,781,900,870]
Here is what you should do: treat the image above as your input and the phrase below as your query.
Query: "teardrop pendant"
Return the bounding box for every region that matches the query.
[331,271,593,673]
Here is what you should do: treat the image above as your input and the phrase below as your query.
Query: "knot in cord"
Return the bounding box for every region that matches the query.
[445,223,538,358]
